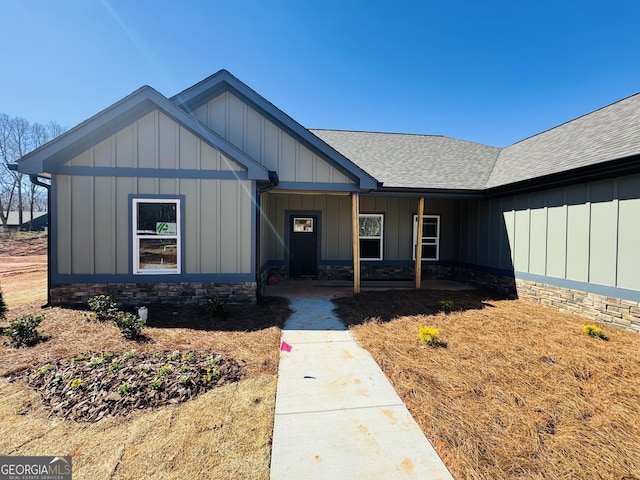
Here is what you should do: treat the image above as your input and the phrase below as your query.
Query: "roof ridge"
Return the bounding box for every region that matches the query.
[310,128,446,138]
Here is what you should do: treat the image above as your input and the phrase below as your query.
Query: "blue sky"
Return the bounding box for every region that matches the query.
[2,0,640,147]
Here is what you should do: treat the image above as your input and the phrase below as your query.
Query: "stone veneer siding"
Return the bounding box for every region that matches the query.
[515,279,640,333]
[51,282,257,307]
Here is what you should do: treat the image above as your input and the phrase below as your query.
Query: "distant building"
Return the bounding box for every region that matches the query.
[4,211,48,231]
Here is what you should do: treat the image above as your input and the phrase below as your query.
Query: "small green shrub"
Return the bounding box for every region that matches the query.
[582,324,608,340]
[438,300,454,314]
[168,350,181,361]
[72,353,89,362]
[204,296,227,317]
[123,349,138,360]
[4,314,45,347]
[149,379,163,390]
[114,312,145,340]
[418,325,442,347]
[107,362,122,372]
[182,352,196,363]
[156,364,172,376]
[87,295,119,322]
[179,376,192,387]
[117,382,132,396]
[87,352,112,368]
[36,363,56,375]
[206,354,222,366]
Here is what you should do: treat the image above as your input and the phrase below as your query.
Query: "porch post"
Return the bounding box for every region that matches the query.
[415,197,425,289]
[352,192,361,294]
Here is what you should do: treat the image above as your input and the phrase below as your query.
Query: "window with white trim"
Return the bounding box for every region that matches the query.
[413,214,440,261]
[133,198,181,274]
[359,213,384,261]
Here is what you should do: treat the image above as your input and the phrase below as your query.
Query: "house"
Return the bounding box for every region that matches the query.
[4,211,48,231]
[15,70,640,331]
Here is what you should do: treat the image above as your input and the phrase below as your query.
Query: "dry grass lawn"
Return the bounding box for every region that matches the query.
[335,290,640,480]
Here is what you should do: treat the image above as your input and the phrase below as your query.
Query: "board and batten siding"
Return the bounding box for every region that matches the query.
[261,193,456,263]
[459,173,640,292]
[193,92,354,185]
[67,110,244,172]
[54,108,254,277]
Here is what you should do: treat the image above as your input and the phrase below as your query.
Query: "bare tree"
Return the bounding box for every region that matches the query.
[0,113,66,230]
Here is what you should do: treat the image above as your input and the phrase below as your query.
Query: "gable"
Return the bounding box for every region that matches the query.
[172,70,378,190]
[65,110,245,173]
[191,91,354,185]
[17,85,269,181]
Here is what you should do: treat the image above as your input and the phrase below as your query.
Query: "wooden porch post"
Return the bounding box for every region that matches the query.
[352,192,361,294]
[415,197,425,289]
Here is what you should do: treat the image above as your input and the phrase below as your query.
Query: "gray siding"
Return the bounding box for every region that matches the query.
[262,193,456,263]
[68,110,244,171]
[460,174,640,291]
[56,176,253,275]
[193,92,354,185]
[55,110,254,276]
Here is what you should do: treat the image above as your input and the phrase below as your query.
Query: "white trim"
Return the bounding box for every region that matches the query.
[132,198,182,274]
[413,214,440,261]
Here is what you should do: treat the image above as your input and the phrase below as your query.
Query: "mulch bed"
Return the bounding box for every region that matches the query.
[19,350,244,422]
[333,288,506,326]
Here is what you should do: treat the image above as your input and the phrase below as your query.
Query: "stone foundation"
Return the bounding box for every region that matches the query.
[317,264,453,281]
[449,266,518,297]
[515,279,640,332]
[51,282,257,307]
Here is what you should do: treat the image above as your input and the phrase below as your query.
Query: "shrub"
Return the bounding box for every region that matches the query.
[438,300,454,314]
[114,312,145,340]
[149,379,163,390]
[87,295,119,322]
[117,382,132,396]
[418,325,442,347]
[68,379,84,390]
[4,314,45,347]
[582,324,608,341]
[204,296,227,317]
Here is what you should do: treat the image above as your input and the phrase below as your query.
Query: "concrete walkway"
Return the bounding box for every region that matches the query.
[269,288,454,479]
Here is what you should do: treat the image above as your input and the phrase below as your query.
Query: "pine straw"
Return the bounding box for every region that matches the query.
[0,298,290,479]
[1,299,290,378]
[0,375,276,479]
[342,292,640,480]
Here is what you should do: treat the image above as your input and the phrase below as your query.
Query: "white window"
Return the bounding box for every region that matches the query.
[132,198,181,274]
[413,215,440,261]
[359,214,384,261]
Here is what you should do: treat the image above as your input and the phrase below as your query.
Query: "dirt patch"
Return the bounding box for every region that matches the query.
[0,232,47,256]
[338,290,640,479]
[0,233,48,307]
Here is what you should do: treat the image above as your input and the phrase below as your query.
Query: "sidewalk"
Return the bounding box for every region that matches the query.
[269,293,454,479]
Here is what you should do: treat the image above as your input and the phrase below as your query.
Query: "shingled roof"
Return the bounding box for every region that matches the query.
[487,92,640,188]
[310,130,500,190]
[311,92,640,192]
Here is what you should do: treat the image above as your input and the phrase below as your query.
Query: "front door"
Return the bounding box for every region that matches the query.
[289,215,318,277]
